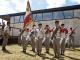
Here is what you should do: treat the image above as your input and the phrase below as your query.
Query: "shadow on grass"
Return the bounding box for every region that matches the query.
[46,52,54,56]
[75,49,80,51]
[2,49,12,54]
[21,51,35,57]
[39,54,51,60]
[26,52,35,57]
[50,56,65,60]
[66,48,80,51]
[67,48,80,52]
[65,55,80,60]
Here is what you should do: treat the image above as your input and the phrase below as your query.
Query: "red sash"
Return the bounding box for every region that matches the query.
[60,28,65,33]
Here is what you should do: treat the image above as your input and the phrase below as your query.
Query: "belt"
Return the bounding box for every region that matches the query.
[56,36,61,38]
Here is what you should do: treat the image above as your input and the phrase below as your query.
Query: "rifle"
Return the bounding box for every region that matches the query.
[70,26,78,36]
[19,26,27,36]
[19,29,25,36]
[51,27,60,39]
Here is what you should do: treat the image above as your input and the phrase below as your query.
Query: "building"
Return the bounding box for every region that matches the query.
[0,5,80,46]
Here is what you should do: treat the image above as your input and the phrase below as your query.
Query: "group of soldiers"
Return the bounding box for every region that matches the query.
[19,20,75,58]
[1,21,75,58]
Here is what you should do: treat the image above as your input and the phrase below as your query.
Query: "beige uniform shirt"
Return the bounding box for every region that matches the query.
[44,28,51,38]
[4,25,10,34]
[54,26,61,38]
[60,27,66,38]
[37,28,44,38]
[31,27,37,38]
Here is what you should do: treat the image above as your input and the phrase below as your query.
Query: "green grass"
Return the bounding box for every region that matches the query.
[0,45,80,60]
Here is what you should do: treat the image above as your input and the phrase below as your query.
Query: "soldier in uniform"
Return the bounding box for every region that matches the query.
[30,24,37,52]
[51,21,61,58]
[60,24,67,55]
[36,23,44,55]
[44,25,51,54]
[69,28,75,49]
[20,28,30,53]
[2,22,10,51]
[18,29,22,46]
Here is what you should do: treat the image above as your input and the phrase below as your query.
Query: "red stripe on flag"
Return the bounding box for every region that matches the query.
[23,14,32,27]
[23,0,32,28]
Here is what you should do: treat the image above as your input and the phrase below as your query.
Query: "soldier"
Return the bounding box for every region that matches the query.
[20,28,30,53]
[60,24,67,55]
[36,23,44,55]
[2,22,6,42]
[69,28,75,49]
[44,25,51,54]
[30,24,37,52]
[18,29,22,46]
[2,22,10,51]
[51,21,61,58]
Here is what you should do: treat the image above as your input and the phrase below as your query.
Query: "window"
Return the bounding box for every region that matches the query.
[63,10,74,18]
[53,11,64,19]
[10,17,15,23]
[74,9,80,18]
[43,12,52,20]
[14,16,20,23]
[32,14,37,21]
[36,13,42,21]
[19,15,24,23]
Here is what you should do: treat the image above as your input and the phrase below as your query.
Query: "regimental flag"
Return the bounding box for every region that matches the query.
[23,0,32,28]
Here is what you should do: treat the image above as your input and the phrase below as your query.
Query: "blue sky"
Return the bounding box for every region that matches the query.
[0,0,80,15]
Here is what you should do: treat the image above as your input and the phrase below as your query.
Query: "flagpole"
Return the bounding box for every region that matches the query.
[27,0,35,26]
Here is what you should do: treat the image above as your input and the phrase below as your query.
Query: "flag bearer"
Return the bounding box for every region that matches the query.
[20,28,30,53]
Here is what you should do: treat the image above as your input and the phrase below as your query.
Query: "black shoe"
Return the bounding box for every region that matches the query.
[56,56,60,59]
[37,53,41,56]
[54,55,57,58]
[31,49,35,52]
[23,51,26,53]
[61,51,64,55]
[61,53,64,56]
[2,47,7,51]
[46,51,49,54]
[22,50,26,53]
[54,55,60,58]
[33,50,35,52]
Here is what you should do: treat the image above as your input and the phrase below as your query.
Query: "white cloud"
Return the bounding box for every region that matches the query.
[71,0,80,4]
[0,0,27,15]
[9,0,27,12]
[0,0,16,15]
[0,0,79,15]
[0,5,16,15]
[46,0,66,8]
